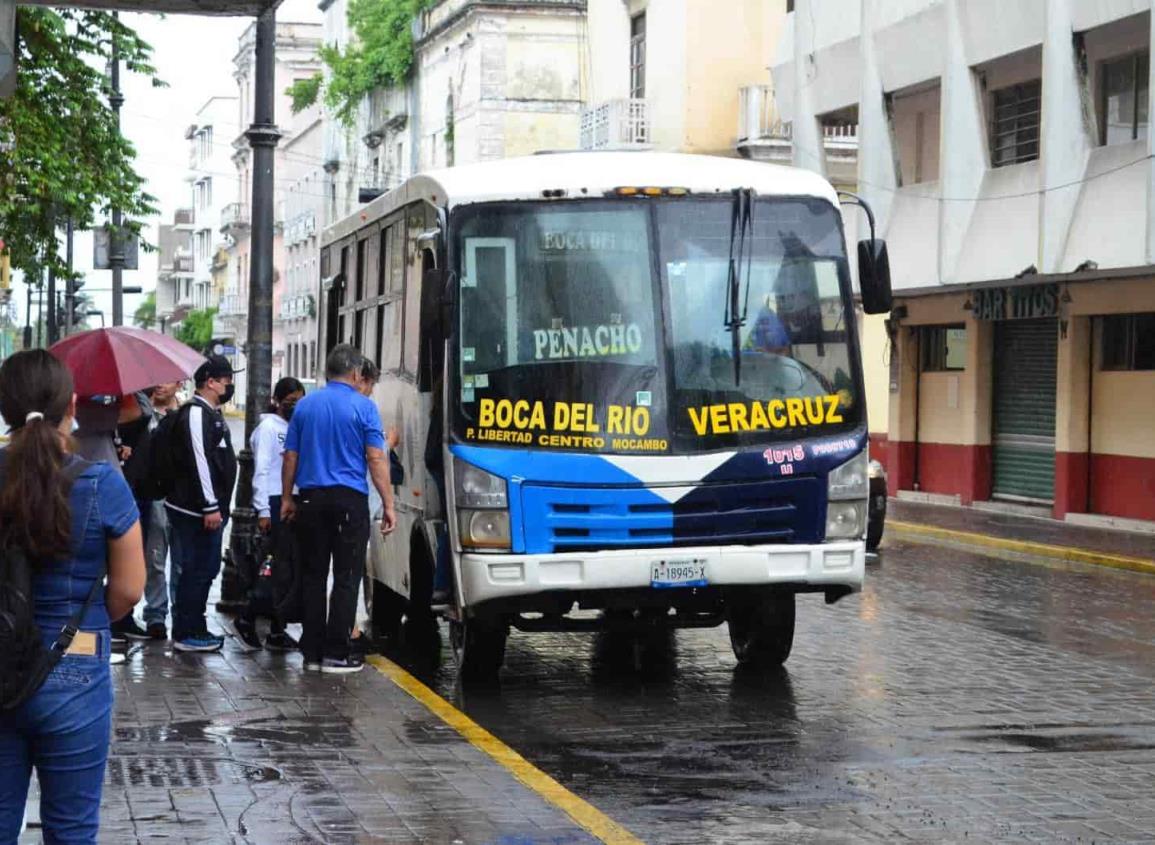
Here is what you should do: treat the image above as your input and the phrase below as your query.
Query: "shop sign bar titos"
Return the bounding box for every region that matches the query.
[973,283,1059,321]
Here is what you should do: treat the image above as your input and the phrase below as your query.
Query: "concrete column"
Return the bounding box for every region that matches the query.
[938,0,986,285]
[857,0,897,235]
[962,317,993,504]
[1040,0,1092,274]
[887,322,920,496]
[1147,9,1155,262]
[790,0,826,178]
[1054,314,1091,518]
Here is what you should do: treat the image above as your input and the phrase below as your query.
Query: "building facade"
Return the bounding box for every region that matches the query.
[221,18,322,407]
[585,0,785,157]
[414,0,587,168]
[773,0,1155,526]
[154,209,194,333]
[186,96,238,316]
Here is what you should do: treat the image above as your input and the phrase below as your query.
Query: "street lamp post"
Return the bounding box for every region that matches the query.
[108,12,125,327]
[220,7,280,611]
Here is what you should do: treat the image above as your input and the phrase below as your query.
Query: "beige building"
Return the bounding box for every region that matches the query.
[585,0,785,155]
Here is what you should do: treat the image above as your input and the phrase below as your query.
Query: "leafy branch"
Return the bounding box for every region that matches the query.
[288,0,435,125]
[0,8,164,281]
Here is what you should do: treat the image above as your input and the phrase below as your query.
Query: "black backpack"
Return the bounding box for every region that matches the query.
[0,459,97,711]
[138,403,189,502]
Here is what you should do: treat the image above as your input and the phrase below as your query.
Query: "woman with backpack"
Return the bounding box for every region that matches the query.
[0,350,145,843]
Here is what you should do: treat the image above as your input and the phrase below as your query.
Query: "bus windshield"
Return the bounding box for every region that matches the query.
[452,196,861,455]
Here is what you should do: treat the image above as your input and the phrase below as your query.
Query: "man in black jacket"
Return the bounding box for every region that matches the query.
[165,356,239,653]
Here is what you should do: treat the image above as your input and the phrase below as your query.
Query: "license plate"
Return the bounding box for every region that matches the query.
[651,558,707,589]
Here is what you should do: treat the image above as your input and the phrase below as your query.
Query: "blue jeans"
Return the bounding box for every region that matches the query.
[143,501,178,626]
[0,634,113,844]
[169,510,225,641]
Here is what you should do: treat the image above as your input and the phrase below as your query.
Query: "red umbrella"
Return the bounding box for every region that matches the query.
[49,327,206,396]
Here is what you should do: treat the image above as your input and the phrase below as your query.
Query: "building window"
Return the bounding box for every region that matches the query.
[629,13,646,100]
[921,325,967,372]
[1101,313,1155,371]
[1100,51,1149,146]
[990,79,1041,167]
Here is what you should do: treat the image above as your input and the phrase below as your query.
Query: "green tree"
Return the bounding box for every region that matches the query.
[287,0,434,124]
[174,307,216,352]
[0,9,162,281]
[133,290,157,329]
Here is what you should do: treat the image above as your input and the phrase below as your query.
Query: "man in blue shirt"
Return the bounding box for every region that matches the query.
[281,344,397,673]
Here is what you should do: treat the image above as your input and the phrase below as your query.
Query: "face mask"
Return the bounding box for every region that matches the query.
[279,401,295,421]
[220,383,236,405]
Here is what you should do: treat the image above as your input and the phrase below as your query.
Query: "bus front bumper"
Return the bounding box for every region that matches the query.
[459,541,865,607]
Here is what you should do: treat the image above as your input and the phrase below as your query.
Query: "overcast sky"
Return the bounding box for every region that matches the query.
[15,1,320,330]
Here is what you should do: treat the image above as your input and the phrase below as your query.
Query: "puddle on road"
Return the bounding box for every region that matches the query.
[964,729,1155,754]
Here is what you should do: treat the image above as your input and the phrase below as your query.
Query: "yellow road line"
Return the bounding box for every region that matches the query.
[367,655,645,845]
[889,520,1155,575]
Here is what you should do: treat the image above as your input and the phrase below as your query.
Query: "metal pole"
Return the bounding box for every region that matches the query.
[23,277,30,350]
[221,8,281,611]
[109,14,125,327]
[64,218,74,337]
[46,222,57,345]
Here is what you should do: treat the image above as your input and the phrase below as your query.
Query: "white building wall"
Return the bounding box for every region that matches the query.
[773,0,1155,291]
[187,96,237,313]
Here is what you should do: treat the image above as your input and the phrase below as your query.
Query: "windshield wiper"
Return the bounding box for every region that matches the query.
[724,188,756,386]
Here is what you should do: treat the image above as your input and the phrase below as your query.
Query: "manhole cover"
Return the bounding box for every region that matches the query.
[107,756,280,787]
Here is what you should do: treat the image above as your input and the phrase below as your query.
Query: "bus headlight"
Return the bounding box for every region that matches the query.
[826,502,866,540]
[826,450,867,540]
[828,450,868,500]
[459,510,511,550]
[454,457,508,509]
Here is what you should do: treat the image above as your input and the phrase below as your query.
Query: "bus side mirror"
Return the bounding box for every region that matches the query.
[858,238,892,315]
[418,267,447,392]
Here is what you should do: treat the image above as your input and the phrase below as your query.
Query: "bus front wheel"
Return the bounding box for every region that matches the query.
[726,591,795,668]
[369,578,404,642]
[450,614,508,683]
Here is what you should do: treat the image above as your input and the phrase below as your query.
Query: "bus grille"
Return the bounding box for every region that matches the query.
[520,477,824,554]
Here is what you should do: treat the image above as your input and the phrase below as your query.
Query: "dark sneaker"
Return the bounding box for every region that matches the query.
[174,635,224,653]
[146,622,167,640]
[234,620,263,652]
[321,654,365,674]
[265,631,299,652]
[112,616,150,641]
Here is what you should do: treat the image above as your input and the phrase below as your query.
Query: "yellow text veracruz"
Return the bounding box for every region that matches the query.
[687,395,844,436]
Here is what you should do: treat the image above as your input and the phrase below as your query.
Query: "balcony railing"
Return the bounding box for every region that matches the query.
[736,85,859,167]
[220,202,250,234]
[580,98,650,150]
[173,254,194,273]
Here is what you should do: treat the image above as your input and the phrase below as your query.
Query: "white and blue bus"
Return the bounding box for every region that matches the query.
[319,151,891,680]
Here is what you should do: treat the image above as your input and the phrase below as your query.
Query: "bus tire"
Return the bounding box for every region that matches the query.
[406,533,435,622]
[450,614,508,683]
[726,591,795,668]
[369,578,404,642]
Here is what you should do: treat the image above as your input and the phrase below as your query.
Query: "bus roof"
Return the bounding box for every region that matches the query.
[322,151,839,246]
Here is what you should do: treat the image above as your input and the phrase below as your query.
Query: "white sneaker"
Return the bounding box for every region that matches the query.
[109,651,126,665]
[304,661,322,671]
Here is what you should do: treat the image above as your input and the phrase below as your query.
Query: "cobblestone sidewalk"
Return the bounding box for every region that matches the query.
[19,623,596,845]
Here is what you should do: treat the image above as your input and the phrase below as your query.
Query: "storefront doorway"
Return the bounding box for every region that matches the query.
[992,318,1058,502]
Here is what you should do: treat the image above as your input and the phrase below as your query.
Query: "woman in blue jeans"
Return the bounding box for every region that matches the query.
[0,350,145,844]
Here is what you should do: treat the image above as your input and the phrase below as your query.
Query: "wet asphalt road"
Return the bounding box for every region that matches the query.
[383,536,1155,844]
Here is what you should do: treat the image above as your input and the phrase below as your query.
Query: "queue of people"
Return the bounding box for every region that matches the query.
[0,343,399,841]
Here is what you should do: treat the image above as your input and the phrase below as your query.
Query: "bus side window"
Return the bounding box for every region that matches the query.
[417,248,444,392]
